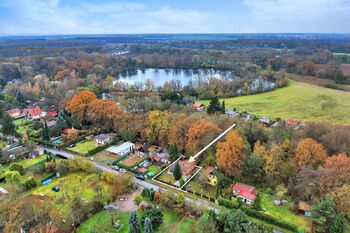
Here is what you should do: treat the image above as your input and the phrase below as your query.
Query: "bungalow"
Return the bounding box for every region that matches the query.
[106,142,135,156]
[7,108,23,119]
[203,166,218,186]
[225,110,239,118]
[23,106,46,120]
[169,159,197,179]
[259,116,271,125]
[297,201,312,217]
[193,102,205,111]
[232,183,257,205]
[95,134,113,146]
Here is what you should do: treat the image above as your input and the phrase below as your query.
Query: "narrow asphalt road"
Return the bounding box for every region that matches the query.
[40,146,219,212]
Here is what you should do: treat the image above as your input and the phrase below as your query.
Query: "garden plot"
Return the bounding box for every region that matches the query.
[119,152,148,168]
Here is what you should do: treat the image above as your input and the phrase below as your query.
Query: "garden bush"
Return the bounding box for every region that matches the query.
[9,163,25,175]
[22,177,37,190]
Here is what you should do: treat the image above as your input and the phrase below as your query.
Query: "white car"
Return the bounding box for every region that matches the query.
[111,165,119,171]
[119,168,127,173]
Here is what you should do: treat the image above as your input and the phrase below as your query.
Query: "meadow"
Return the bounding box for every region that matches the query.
[199,80,350,125]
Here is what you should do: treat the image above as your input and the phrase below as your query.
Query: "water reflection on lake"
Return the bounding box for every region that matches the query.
[115,68,235,87]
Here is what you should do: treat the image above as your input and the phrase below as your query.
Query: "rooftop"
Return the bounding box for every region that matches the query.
[106,142,134,154]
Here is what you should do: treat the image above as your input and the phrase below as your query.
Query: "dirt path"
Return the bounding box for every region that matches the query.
[115,189,141,212]
[167,215,185,233]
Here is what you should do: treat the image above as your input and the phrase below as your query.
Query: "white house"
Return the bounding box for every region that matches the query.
[225,110,239,118]
[107,142,135,156]
[95,134,113,146]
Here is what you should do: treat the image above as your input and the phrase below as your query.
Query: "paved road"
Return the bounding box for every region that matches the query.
[40,146,219,212]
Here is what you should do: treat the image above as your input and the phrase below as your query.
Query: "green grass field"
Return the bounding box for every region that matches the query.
[261,193,311,232]
[0,155,47,175]
[68,140,99,155]
[199,80,350,125]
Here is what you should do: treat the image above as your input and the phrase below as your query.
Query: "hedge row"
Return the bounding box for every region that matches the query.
[218,197,303,233]
[87,143,113,156]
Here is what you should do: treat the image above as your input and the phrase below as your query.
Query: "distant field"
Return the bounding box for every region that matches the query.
[199,80,350,125]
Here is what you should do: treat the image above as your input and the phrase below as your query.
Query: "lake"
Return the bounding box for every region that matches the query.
[115,68,235,87]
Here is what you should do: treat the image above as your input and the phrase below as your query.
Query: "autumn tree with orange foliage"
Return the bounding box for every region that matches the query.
[324,154,350,185]
[216,130,246,177]
[169,117,193,151]
[294,138,327,169]
[87,99,124,132]
[186,119,221,154]
[66,90,97,125]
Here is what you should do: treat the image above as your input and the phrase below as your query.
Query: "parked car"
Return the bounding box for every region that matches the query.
[135,174,145,180]
[52,186,60,192]
[111,165,119,171]
[119,168,127,173]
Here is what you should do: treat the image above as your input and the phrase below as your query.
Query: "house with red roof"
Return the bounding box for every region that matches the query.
[48,109,58,117]
[23,106,46,119]
[232,183,257,205]
[286,118,303,130]
[193,102,205,111]
[7,108,24,119]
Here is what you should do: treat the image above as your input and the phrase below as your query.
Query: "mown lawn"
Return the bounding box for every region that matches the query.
[68,140,99,155]
[261,193,311,232]
[185,179,217,199]
[199,80,350,125]
[77,211,129,233]
[77,206,195,233]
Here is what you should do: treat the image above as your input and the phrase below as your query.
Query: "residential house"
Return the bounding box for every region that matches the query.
[23,106,46,120]
[7,108,23,119]
[135,143,149,154]
[169,159,197,179]
[95,134,113,146]
[47,109,58,117]
[28,147,44,158]
[203,166,218,186]
[259,116,271,125]
[106,142,135,156]
[297,201,312,217]
[150,151,169,164]
[225,110,239,118]
[232,183,257,205]
[138,167,148,174]
[241,113,252,121]
[193,102,205,111]
[286,118,303,130]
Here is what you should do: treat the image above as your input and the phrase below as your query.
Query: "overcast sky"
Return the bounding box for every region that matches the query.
[1,0,350,35]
